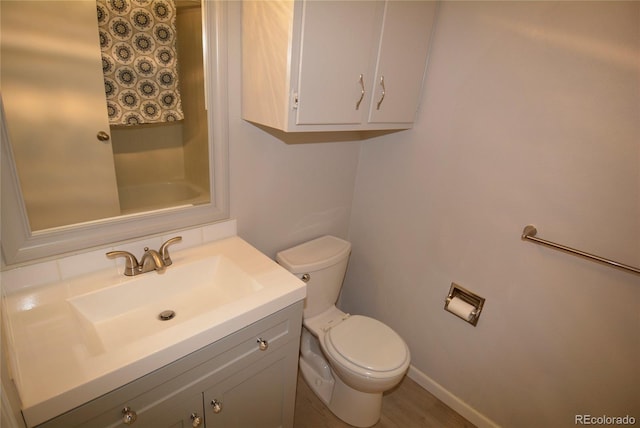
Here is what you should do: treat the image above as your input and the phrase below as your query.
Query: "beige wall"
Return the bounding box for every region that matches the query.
[341,2,639,427]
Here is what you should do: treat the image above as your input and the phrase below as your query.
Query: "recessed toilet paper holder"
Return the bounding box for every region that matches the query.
[444,283,485,326]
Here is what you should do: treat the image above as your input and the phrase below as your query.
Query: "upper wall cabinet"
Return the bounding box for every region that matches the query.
[242,0,438,132]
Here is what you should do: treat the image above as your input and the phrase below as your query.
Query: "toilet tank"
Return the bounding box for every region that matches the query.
[276,236,351,318]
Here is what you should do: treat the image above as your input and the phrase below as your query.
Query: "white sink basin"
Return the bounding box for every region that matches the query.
[4,236,306,427]
[68,255,263,348]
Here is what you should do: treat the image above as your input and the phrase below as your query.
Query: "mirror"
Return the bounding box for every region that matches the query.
[1,0,229,265]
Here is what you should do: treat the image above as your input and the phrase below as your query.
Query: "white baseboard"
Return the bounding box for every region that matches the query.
[407,365,499,428]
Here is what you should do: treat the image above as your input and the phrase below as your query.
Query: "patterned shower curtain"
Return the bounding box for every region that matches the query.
[97,0,184,125]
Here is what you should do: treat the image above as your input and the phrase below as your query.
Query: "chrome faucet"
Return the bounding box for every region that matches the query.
[107,236,182,276]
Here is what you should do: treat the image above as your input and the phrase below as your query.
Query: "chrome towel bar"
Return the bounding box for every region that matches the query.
[521,225,640,276]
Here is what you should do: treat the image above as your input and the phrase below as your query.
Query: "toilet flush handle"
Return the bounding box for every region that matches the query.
[301,273,310,282]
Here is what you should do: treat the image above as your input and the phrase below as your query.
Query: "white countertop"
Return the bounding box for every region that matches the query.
[3,236,306,427]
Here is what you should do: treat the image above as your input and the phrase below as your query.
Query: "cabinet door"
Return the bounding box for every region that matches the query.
[203,341,299,428]
[125,391,204,428]
[0,0,121,231]
[295,1,381,125]
[367,1,438,124]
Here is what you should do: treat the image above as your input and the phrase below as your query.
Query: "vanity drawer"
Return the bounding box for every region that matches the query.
[37,301,303,428]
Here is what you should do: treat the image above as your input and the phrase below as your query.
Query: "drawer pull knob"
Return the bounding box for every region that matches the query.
[190,412,203,427]
[211,399,223,414]
[257,337,269,351]
[122,407,137,425]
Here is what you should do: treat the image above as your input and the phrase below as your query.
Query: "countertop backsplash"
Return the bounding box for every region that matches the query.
[1,219,237,295]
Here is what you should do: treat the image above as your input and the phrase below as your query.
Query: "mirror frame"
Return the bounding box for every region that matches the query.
[1,0,229,265]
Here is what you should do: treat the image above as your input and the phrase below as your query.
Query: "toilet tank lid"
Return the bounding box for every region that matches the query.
[276,235,351,274]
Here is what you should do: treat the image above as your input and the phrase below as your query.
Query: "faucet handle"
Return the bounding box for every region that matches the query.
[106,251,140,276]
[159,236,182,266]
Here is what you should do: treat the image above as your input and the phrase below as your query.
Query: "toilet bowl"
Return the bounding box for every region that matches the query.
[277,236,410,427]
[322,314,410,392]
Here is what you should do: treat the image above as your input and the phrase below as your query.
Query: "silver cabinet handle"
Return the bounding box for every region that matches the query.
[190,412,203,427]
[211,399,223,414]
[97,130,110,142]
[376,75,385,110]
[257,337,269,351]
[356,74,365,110]
[122,407,137,425]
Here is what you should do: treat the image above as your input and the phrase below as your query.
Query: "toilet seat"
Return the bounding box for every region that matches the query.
[323,315,409,375]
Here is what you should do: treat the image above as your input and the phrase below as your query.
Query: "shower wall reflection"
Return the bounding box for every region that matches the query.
[111,1,210,215]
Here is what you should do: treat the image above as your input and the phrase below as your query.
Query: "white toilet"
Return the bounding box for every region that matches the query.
[276,235,410,427]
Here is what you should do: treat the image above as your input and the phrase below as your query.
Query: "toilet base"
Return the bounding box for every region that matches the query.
[299,356,383,427]
[299,325,395,427]
[299,356,334,405]
[328,372,383,427]
[299,342,385,428]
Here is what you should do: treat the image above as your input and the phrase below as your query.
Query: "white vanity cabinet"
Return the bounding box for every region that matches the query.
[242,0,438,132]
[36,302,303,428]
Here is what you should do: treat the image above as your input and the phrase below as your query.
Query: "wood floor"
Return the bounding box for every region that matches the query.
[293,372,476,428]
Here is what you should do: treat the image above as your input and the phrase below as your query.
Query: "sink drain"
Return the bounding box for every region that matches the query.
[159,310,176,321]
